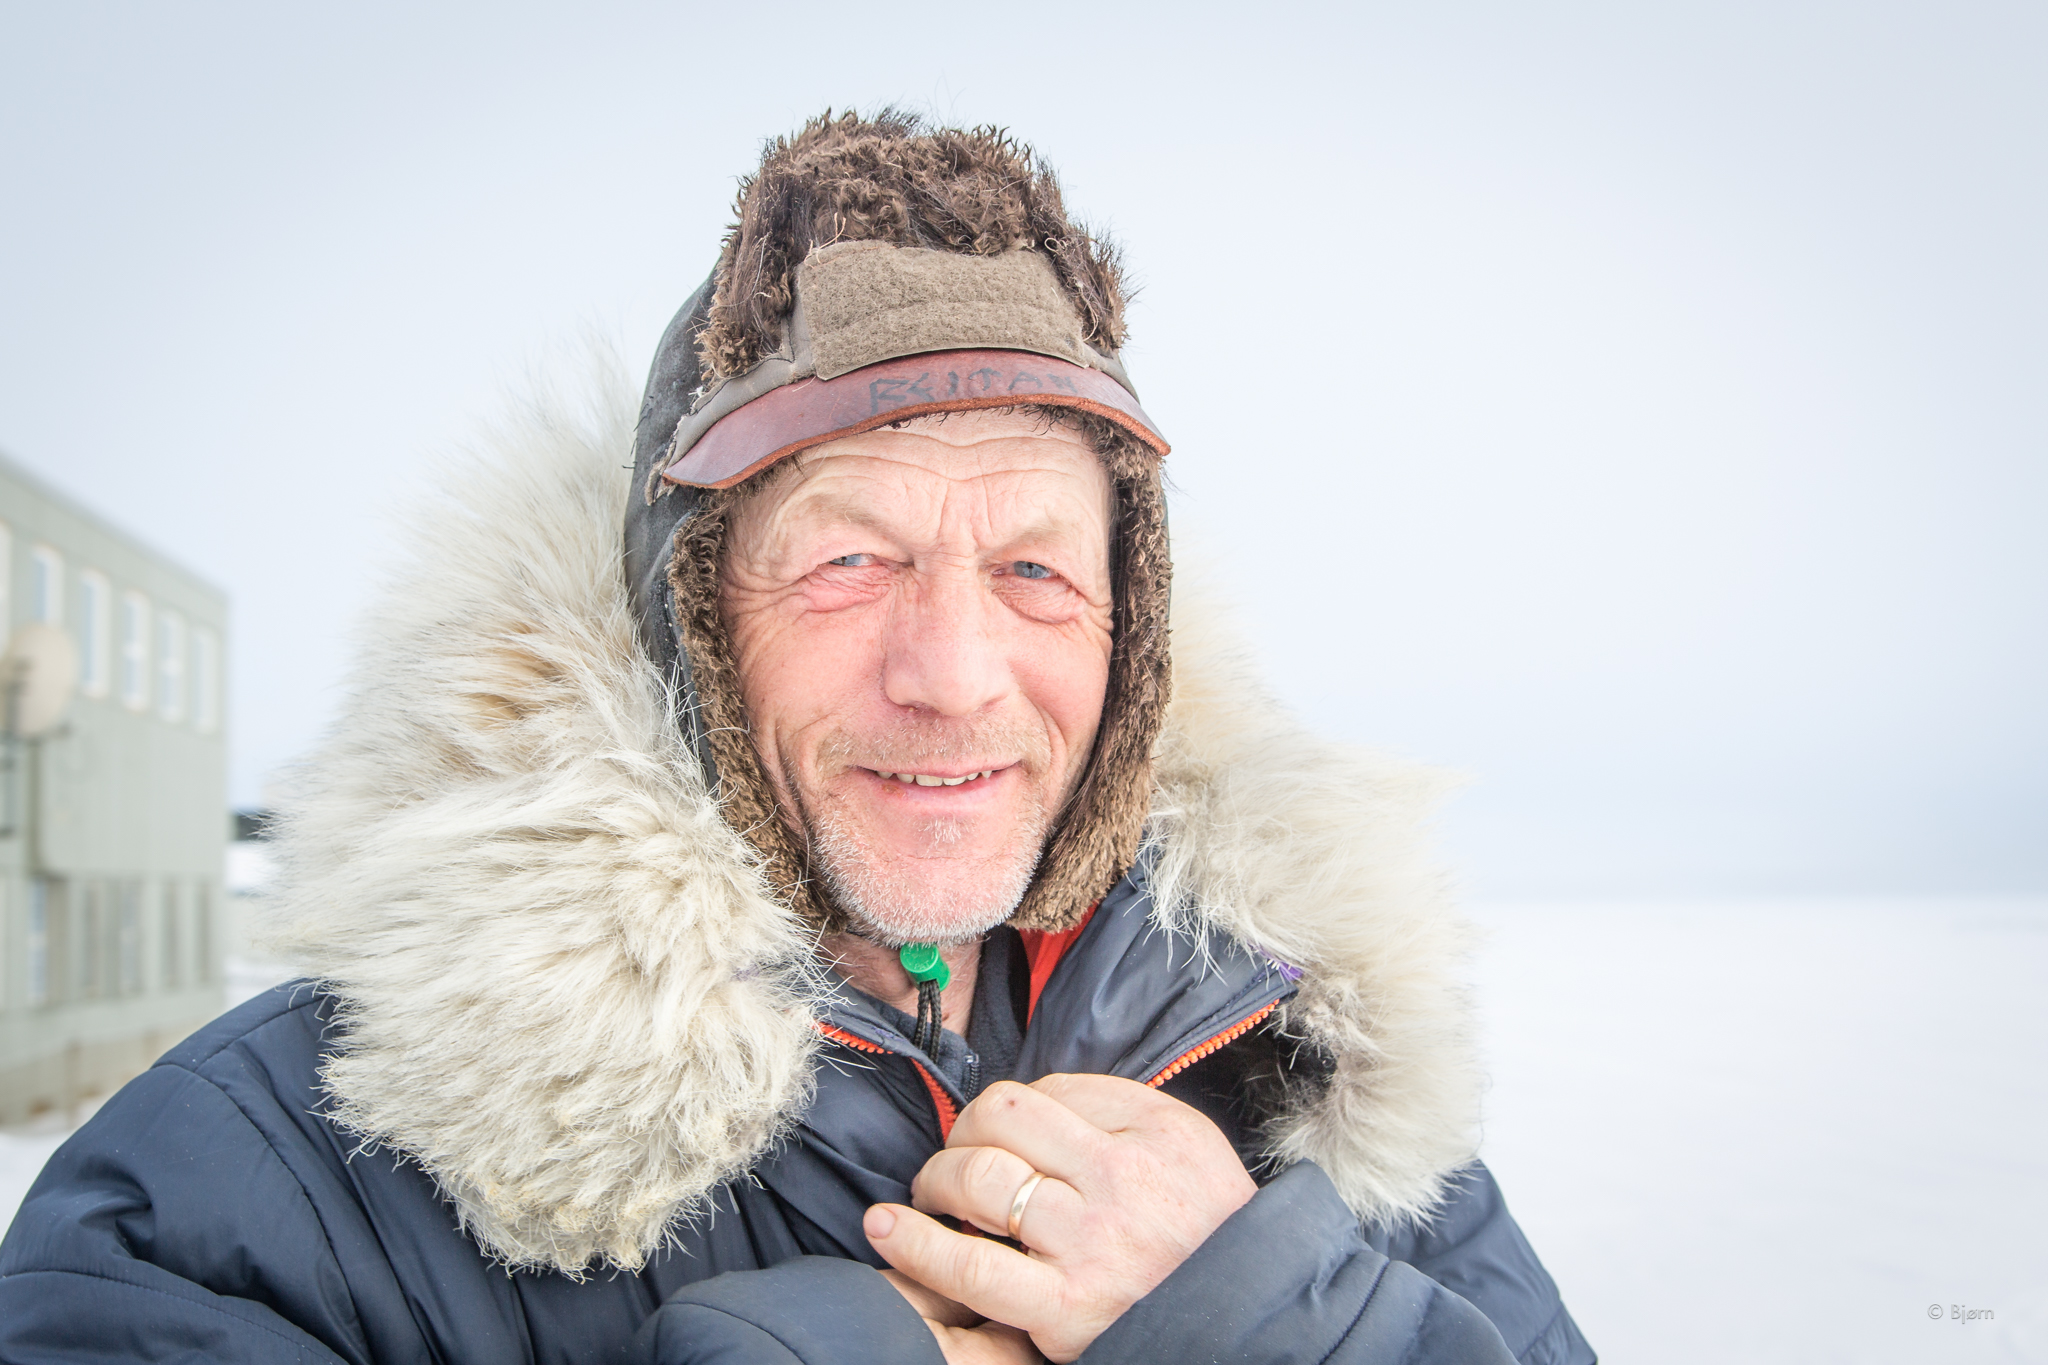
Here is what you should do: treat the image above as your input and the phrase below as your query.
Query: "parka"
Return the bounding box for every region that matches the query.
[1,872,1591,1364]
[0,332,1593,1363]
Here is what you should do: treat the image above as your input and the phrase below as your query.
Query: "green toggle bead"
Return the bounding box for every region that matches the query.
[898,942,951,989]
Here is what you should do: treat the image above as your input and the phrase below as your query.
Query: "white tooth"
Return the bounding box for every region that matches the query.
[940,775,967,786]
[896,773,914,784]
[914,773,942,786]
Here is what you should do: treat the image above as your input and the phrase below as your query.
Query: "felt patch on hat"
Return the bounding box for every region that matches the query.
[800,242,1089,379]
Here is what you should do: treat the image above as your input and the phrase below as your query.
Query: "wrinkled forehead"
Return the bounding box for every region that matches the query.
[721,411,1116,562]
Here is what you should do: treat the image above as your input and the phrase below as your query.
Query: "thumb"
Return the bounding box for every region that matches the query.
[864,1203,1057,1330]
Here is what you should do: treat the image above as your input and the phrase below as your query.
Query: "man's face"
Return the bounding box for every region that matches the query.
[720,410,1115,945]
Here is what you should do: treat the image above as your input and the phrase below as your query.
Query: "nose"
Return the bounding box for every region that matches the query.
[880,566,1013,717]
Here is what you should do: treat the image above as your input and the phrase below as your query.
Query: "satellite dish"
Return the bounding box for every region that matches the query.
[5,623,80,738]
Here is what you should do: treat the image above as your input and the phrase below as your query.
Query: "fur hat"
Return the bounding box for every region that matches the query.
[700,111,1129,378]
[624,110,1172,934]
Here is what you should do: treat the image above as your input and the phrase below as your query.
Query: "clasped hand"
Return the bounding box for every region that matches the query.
[864,1073,1256,1364]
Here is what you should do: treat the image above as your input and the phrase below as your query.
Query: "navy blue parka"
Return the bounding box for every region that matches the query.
[2,869,1591,1364]
[1,282,1594,1364]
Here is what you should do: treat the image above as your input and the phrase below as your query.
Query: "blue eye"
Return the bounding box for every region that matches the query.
[828,554,875,568]
[1012,561,1053,580]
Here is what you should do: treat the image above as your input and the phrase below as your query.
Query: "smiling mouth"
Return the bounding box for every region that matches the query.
[866,768,1001,788]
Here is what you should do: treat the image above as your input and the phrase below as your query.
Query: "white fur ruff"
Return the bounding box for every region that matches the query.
[265,358,1482,1273]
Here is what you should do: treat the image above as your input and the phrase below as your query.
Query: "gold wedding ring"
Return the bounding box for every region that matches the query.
[1007,1169,1048,1242]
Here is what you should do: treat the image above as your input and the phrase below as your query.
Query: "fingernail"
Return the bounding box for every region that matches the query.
[864,1204,897,1240]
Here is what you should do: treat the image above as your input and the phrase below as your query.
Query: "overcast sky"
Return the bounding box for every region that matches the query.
[2,1,2042,896]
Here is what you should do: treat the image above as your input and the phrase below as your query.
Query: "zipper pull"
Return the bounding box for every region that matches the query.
[897,942,951,990]
[899,943,950,1056]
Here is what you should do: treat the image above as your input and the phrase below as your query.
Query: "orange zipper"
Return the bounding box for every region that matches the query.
[909,1064,959,1138]
[816,993,1279,1138]
[816,1023,888,1056]
[1145,1000,1279,1087]
[815,1022,960,1138]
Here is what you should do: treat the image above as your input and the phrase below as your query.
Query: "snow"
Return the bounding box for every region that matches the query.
[1470,898,2047,1363]
[223,840,274,897]
[3,899,2041,1360]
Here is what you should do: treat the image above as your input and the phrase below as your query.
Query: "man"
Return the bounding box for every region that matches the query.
[0,112,1594,1364]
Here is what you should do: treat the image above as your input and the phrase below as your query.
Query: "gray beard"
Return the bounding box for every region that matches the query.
[797,788,1052,948]
[787,713,1063,946]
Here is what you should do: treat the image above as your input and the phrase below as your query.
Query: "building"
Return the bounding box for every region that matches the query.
[0,452,227,1124]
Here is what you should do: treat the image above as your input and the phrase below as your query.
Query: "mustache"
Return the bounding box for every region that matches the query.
[813,714,1052,773]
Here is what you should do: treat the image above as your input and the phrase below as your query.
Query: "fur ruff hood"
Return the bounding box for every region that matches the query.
[265,360,1483,1275]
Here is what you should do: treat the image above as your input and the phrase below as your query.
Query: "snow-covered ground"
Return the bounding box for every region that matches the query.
[4,898,2042,1361]
[1469,898,2047,1363]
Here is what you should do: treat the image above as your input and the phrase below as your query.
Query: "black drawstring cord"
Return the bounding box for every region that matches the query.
[899,942,951,1057]
[914,977,942,1056]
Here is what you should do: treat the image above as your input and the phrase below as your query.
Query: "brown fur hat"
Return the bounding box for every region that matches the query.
[661,110,1170,935]
[699,110,1129,381]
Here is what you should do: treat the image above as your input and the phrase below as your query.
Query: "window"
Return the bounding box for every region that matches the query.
[157,610,187,722]
[77,882,104,999]
[0,520,12,641]
[27,879,51,1008]
[192,625,221,733]
[116,882,141,995]
[120,591,150,710]
[78,570,112,697]
[160,882,183,989]
[30,545,63,626]
[194,882,215,984]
